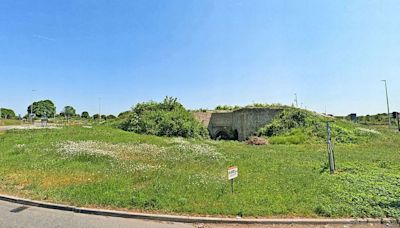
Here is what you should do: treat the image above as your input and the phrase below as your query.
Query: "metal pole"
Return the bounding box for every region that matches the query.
[31,90,36,124]
[99,98,101,121]
[382,80,391,128]
[397,113,400,132]
[231,179,234,194]
[326,122,335,174]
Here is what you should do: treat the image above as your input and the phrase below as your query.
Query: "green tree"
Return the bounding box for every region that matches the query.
[27,100,56,117]
[93,114,100,120]
[63,106,76,119]
[81,111,90,119]
[106,115,116,120]
[0,108,16,119]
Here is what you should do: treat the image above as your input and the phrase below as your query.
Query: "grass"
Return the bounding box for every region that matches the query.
[0,125,400,218]
[0,119,23,126]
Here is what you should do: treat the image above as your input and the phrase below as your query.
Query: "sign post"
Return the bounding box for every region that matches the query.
[326,122,335,174]
[228,166,238,193]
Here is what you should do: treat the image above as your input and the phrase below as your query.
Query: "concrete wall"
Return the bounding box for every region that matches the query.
[231,108,282,140]
[194,108,283,141]
[193,112,213,126]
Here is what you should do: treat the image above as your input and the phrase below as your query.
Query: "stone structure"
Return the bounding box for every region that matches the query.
[194,108,283,141]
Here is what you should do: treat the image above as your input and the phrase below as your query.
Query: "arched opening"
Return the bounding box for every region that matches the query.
[215,129,239,141]
[215,130,230,140]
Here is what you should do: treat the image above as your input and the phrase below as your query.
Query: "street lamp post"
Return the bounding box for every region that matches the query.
[99,98,102,121]
[31,89,36,124]
[381,80,391,128]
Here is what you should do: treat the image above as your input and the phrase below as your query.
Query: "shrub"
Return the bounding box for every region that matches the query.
[120,97,209,139]
[259,108,371,144]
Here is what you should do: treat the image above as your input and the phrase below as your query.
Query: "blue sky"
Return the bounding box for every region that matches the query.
[1,0,399,116]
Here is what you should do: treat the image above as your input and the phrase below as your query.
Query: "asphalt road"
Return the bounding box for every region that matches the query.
[0,200,193,228]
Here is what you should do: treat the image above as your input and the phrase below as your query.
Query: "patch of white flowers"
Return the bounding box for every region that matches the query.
[56,141,166,159]
[170,137,225,161]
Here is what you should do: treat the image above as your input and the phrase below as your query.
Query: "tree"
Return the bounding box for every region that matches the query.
[101,115,107,120]
[0,108,16,119]
[27,100,56,117]
[106,115,116,120]
[81,111,90,119]
[93,114,100,120]
[63,106,76,119]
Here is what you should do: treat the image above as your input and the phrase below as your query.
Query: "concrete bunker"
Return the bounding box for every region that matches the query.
[194,107,283,141]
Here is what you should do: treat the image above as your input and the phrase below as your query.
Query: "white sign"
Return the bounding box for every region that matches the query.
[228,166,238,180]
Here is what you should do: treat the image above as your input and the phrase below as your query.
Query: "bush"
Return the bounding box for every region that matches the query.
[259,108,371,144]
[120,97,209,139]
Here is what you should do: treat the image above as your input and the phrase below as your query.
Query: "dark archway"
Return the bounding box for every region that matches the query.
[215,129,239,140]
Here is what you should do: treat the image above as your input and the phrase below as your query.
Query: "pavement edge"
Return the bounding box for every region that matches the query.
[0,194,397,225]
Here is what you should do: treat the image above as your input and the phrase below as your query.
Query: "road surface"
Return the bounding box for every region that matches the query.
[0,200,193,228]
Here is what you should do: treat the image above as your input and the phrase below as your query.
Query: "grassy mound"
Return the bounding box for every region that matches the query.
[258,108,377,144]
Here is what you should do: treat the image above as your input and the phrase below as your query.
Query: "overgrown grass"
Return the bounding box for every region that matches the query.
[0,125,400,218]
[0,119,22,126]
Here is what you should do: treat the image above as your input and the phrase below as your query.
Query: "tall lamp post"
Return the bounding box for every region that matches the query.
[99,98,102,121]
[381,80,391,128]
[31,89,36,124]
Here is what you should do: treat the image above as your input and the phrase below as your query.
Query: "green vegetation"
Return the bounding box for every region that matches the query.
[259,108,377,144]
[215,105,241,111]
[62,106,76,119]
[120,97,208,139]
[0,119,22,126]
[27,100,56,117]
[0,124,399,218]
[81,111,90,119]
[0,108,16,119]
[215,103,291,111]
[357,113,398,127]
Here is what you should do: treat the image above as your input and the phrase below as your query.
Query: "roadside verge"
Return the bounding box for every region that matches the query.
[0,194,396,225]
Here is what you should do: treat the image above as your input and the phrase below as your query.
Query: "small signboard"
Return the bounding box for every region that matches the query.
[228,166,238,180]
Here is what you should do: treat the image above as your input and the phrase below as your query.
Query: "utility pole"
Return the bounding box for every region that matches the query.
[31,89,36,124]
[294,93,298,107]
[54,106,56,124]
[99,98,102,121]
[381,80,391,128]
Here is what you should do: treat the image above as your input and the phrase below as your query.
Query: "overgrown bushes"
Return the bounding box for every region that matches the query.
[258,108,375,144]
[119,97,209,139]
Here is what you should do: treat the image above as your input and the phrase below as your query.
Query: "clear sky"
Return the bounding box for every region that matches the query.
[1,0,399,116]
